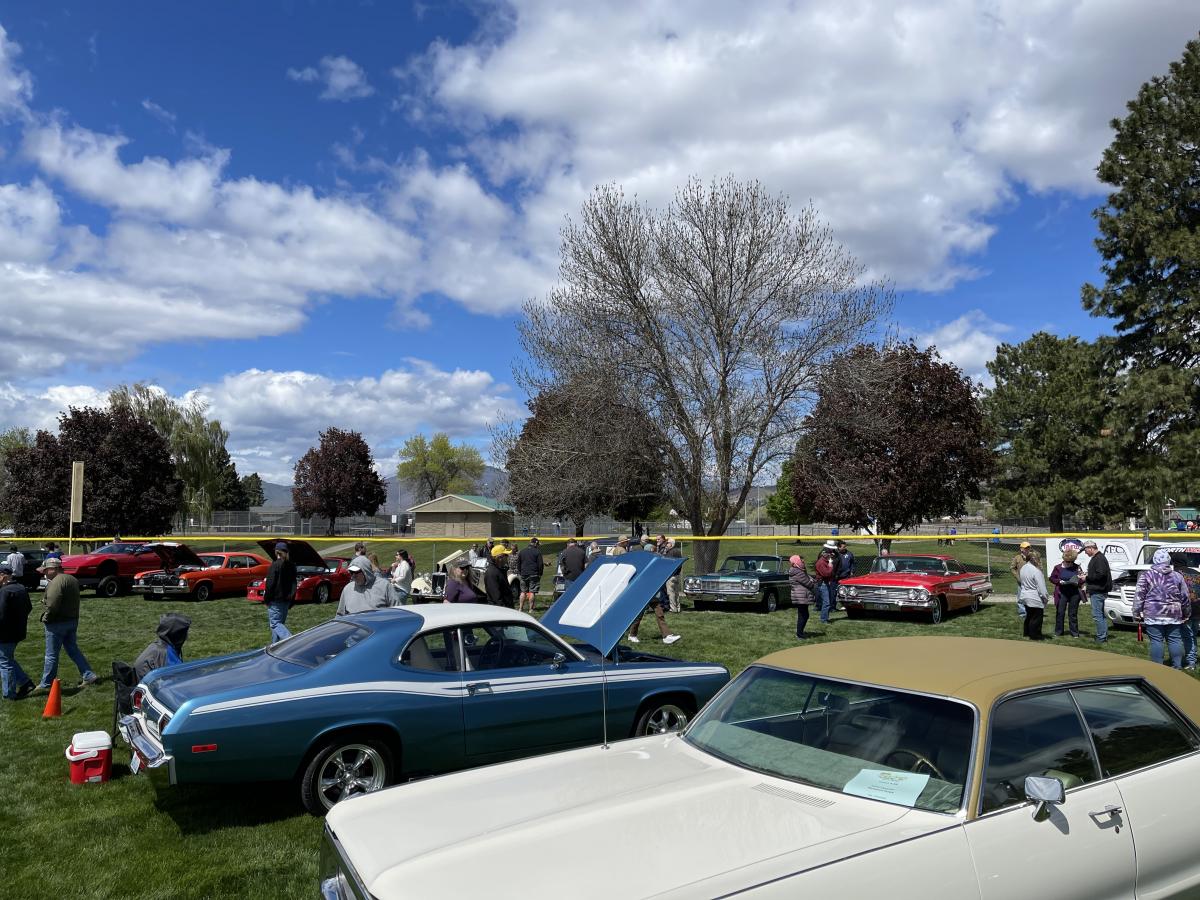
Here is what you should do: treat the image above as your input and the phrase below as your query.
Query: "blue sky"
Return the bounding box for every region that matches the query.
[0,2,1195,482]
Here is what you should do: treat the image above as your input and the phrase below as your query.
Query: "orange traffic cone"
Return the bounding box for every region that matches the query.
[42,679,62,719]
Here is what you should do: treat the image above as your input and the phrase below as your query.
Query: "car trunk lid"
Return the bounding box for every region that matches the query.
[143,648,309,712]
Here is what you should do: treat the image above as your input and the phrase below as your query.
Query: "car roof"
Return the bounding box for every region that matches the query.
[888,554,955,560]
[340,603,543,631]
[756,636,1200,719]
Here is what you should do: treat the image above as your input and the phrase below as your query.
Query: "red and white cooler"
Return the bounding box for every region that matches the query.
[66,731,113,785]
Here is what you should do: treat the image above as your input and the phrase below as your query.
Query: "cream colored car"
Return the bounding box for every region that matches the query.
[321,636,1200,899]
[409,548,519,601]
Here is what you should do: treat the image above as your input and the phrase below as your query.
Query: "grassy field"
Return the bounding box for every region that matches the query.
[3,536,1045,899]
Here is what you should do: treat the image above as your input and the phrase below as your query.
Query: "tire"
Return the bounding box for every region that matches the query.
[96,576,120,598]
[759,588,779,614]
[930,596,947,625]
[314,582,331,605]
[300,737,393,815]
[969,593,981,614]
[193,583,212,603]
[634,700,693,736]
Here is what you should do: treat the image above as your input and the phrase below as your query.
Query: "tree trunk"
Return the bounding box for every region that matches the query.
[575,521,586,538]
[328,516,337,536]
[692,538,721,573]
[1049,503,1064,534]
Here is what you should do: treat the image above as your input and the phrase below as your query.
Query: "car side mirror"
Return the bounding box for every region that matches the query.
[550,652,566,670]
[1025,775,1065,821]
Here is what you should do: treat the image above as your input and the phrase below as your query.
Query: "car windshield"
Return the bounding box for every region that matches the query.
[93,543,140,554]
[685,666,974,814]
[268,621,371,668]
[1165,550,1200,569]
[888,557,948,574]
[720,557,775,573]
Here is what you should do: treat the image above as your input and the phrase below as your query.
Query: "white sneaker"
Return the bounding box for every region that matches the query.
[663,634,681,645]
[628,634,640,643]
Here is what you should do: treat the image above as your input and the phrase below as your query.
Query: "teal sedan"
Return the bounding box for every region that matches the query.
[118,551,729,813]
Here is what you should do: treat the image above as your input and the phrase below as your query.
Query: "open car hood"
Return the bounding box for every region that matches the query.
[144,542,206,571]
[541,551,683,657]
[256,538,327,570]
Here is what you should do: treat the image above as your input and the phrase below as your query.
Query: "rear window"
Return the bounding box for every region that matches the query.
[268,621,371,668]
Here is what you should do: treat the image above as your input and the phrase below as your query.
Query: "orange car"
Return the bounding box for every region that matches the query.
[132,543,269,602]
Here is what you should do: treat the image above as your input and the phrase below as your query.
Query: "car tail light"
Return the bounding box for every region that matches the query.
[132,689,144,710]
[158,713,170,733]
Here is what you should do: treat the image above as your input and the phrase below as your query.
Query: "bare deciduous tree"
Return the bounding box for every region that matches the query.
[518,176,892,569]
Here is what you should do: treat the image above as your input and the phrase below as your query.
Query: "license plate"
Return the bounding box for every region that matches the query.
[866,602,891,611]
[130,752,143,775]
[153,586,163,594]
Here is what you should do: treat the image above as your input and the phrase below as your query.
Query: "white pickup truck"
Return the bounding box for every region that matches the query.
[1045,538,1200,627]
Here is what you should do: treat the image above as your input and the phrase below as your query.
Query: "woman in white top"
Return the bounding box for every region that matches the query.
[1017,555,1048,640]
[391,549,415,604]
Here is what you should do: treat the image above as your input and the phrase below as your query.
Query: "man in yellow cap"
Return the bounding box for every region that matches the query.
[484,543,515,608]
[1010,541,1038,621]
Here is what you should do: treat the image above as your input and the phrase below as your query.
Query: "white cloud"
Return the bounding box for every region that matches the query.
[404,0,1197,291]
[0,363,522,483]
[920,310,1011,385]
[0,24,31,118]
[140,98,177,131]
[288,55,374,101]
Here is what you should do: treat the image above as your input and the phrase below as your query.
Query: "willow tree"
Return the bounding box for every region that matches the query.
[518,176,892,569]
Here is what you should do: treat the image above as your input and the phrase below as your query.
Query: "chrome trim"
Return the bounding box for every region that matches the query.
[321,824,372,900]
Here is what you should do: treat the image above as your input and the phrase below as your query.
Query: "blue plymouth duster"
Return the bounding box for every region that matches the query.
[118,551,729,813]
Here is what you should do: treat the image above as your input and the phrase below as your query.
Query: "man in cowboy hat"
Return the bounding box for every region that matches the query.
[815,540,840,624]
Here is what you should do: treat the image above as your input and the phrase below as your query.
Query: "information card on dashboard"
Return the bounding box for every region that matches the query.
[843,768,930,807]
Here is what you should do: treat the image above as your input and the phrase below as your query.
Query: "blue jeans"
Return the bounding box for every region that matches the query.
[1185,614,1199,668]
[266,602,292,643]
[817,583,834,623]
[0,642,31,699]
[1088,591,1108,642]
[40,620,95,686]
[1016,599,1026,620]
[1145,623,1185,669]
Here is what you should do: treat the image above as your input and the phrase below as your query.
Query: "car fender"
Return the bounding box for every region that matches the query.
[295,719,405,778]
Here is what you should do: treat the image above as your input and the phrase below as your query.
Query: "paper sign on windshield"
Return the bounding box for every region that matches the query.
[843,769,930,807]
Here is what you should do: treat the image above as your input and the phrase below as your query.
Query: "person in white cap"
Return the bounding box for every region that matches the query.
[814,540,839,624]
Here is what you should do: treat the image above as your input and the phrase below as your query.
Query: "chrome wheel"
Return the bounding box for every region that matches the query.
[316,744,387,810]
[637,703,690,736]
[315,583,331,604]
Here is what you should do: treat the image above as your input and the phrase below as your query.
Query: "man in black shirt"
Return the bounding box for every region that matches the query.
[559,539,586,590]
[1081,540,1113,644]
[263,542,297,643]
[0,565,34,700]
[485,545,515,608]
[515,538,546,614]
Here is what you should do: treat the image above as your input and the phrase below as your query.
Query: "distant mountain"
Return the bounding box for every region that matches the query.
[257,466,509,513]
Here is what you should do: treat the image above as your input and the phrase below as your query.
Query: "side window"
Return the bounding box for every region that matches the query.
[399,628,459,673]
[461,623,562,671]
[1071,684,1198,777]
[228,557,244,570]
[981,691,1099,814]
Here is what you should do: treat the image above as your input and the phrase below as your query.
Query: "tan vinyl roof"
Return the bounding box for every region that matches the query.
[756,637,1200,719]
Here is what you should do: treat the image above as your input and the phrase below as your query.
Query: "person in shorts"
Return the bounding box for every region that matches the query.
[515,538,545,614]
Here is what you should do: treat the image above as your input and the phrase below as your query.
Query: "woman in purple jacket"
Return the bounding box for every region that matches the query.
[1134,548,1192,668]
[442,561,478,604]
[1049,547,1085,638]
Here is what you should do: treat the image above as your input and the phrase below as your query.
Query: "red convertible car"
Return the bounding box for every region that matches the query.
[837,554,992,624]
[246,539,351,605]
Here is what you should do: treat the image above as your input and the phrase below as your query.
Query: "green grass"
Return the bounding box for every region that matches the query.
[3,568,1139,899]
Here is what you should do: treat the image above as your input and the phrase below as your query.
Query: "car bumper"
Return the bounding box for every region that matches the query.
[1105,597,1136,625]
[131,585,190,596]
[116,714,176,787]
[684,591,758,604]
[841,597,936,611]
[320,825,373,900]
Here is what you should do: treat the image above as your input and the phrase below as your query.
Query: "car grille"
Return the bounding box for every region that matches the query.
[692,578,750,594]
[853,586,912,601]
[140,573,179,587]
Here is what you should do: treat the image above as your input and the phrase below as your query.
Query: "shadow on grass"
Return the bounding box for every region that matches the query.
[154,781,303,834]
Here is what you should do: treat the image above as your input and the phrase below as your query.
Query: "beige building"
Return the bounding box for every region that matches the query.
[407,494,516,538]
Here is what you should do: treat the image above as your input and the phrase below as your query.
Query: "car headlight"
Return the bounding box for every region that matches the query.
[177,579,187,587]
[908,588,918,600]
[250,580,263,588]
[849,586,858,598]
[135,577,143,585]
[685,578,698,589]
[742,578,759,590]
[838,585,846,597]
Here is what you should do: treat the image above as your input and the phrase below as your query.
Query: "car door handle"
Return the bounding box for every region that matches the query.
[1089,805,1123,819]
[466,682,492,696]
